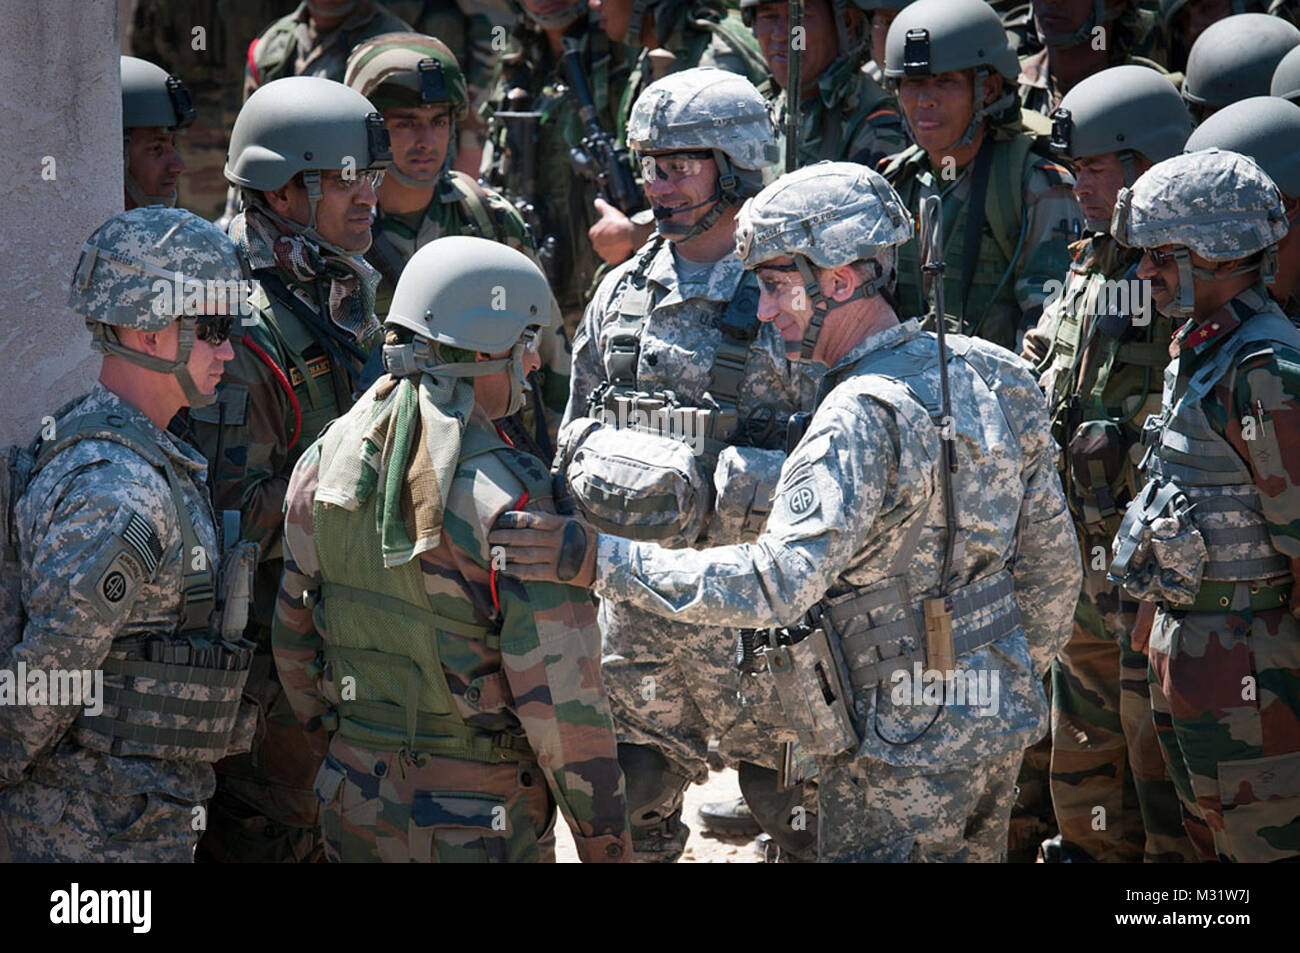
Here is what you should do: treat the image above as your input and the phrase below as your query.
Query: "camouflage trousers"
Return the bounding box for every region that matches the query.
[1049,560,1195,862]
[816,748,1023,862]
[1007,676,1055,862]
[600,601,784,862]
[197,654,323,862]
[313,738,557,863]
[0,781,197,862]
[1148,602,1300,863]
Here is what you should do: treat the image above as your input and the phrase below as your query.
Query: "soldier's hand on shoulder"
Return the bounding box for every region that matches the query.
[489,510,598,588]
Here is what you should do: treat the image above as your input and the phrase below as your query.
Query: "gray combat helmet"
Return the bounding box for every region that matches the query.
[1272,43,1300,100]
[1182,13,1300,114]
[225,76,392,255]
[383,236,553,416]
[1033,0,1122,48]
[121,56,196,209]
[1186,95,1300,196]
[1111,147,1289,316]
[735,161,913,360]
[627,67,778,242]
[1049,64,1193,229]
[69,207,244,407]
[884,0,1021,148]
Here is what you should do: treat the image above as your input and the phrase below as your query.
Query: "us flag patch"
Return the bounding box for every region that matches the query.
[120,511,162,575]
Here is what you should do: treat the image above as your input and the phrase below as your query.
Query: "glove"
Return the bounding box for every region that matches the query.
[489,510,598,588]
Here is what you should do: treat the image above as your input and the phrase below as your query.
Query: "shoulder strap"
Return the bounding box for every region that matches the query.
[445,172,502,242]
[959,139,996,331]
[1178,310,1300,413]
[605,237,666,389]
[881,143,924,181]
[984,134,1033,269]
[255,269,366,395]
[708,269,761,409]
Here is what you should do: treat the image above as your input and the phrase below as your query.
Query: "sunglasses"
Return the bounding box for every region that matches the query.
[194,316,234,346]
[638,151,713,183]
[1144,247,1177,267]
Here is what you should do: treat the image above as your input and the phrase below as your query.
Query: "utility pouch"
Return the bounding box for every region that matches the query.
[215,540,259,642]
[759,625,859,760]
[1109,480,1207,604]
[710,445,784,544]
[1067,419,1130,536]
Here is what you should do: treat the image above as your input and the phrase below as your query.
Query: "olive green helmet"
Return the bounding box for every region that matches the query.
[69,207,243,407]
[1111,147,1288,315]
[1272,43,1300,101]
[1049,65,1192,229]
[121,56,196,209]
[735,161,913,359]
[1185,95,1300,196]
[884,0,1021,147]
[383,236,553,415]
[225,76,391,254]
[1181,13,1300,114]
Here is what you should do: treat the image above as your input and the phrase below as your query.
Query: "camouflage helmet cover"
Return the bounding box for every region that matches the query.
[626,67,778,170]
[120,55,195,131]
[1111,147,1288,260]
[1181,13,1300,108]
[225,76,392,190]
[1050,65,1192,163]
[69,207,242,330]
[344,32,469,119]
[883,0,1020,80]
[735,160,914,269]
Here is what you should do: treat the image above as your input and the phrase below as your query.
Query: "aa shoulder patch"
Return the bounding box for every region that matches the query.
[776,433,832,525]
[70,507,164,623]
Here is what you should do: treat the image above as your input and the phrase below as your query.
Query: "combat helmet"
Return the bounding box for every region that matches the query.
[735,160,913,359]
[121,56,196,208]
[1186,96,1300,197]
[69,207,243,407]
[383,236,553,416]
[1049,64,1192,229]
[1111,147,1289,315]
[1032,0,1122,48]
[345,32,468,186]
[627,67,778,241]
[225,76,392,256]
[1181,13,1300,115]
[883,0,1021,148]
[1271,43,1300,101]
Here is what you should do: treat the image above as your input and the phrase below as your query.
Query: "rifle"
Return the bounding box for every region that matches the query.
[484,87,562,284]
[562,47,646,216]
[785,0,804,173]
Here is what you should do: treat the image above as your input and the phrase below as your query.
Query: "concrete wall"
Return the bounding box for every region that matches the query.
[0,1,122,445]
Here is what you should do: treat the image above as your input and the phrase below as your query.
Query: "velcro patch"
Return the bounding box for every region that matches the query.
[120,510,163,576]
[289,355,332,388]
[783,480,820,522]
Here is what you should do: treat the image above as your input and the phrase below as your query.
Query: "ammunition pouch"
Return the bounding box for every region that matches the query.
[1108,480,1208,605]
[826,570,1022,693]
[709,445,784,545]
[214,540,258,642]
[1066,419,1131,537]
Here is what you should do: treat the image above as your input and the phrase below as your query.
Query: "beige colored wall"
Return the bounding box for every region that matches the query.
[0,2,122,445]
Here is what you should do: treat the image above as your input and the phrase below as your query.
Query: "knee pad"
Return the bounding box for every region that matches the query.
[618,743,691,827]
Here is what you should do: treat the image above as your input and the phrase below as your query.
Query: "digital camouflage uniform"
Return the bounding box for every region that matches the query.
[128,0,287,220]
[273,236,631,863]
[1109,148,1300,862]
[0,209,253,862]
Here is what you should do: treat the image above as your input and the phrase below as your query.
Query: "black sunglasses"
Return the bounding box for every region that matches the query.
[194,316,234,345]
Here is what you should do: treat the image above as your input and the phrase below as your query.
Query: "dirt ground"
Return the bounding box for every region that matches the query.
[554,766,763,863]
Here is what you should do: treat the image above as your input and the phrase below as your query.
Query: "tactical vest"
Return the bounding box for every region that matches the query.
[308,424,536,763]
[887,135,1037,350]
[251,9,394,86]
[1112,294,1299,610]
[26,412,252,762]
[246,276,361,452]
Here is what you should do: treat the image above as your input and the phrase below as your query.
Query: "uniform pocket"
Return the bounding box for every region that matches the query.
[411,791,539,864]
[1217,751,1300,862]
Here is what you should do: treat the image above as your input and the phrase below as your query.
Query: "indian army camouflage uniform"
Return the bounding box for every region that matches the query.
[1017,5,1173,117]
[1109,148,1300,862]
[0,210,254,862]
[479,16,633,333]
[1025,235,1195,862]
[273,236,631,862]
[128,0,286,220]
[593,315,1080,861]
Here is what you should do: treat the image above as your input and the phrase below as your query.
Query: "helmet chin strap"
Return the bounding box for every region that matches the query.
[123,139,178,208]
[950,69,1016,150]
[251,179,374,264]
[381,336,534,416]
[792,256,884,360]
[91,317,215,407]
[654,151,741,242]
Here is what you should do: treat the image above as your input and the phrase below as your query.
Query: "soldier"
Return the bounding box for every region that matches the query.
[272,236,631,863]
[585,0,770,266]
[128,0,284,220]
[178,75,391,863]
[1273,43,1300,100]
[861,0,915,84]
[345,31,568,461]
[559,68,818,861]
[880,0,1083,354]
[491,161,1082,862]
[1020,65,1196,863]
[1181,12,1300,120]
[1161,0,1263,73]
[1187,96,1300,317]
[1108,147,1300,862]
[741,0,909,170]
[0,208,255,862]
[1017,0,1171,117]
[121,55,195,211]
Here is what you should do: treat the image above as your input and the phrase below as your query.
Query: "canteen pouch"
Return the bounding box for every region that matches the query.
[559,417,712,547]
[710,445,784,545]
[1109,480,1208,604]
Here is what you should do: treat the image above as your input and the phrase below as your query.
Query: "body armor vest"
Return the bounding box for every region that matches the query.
[309,423,535,763]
